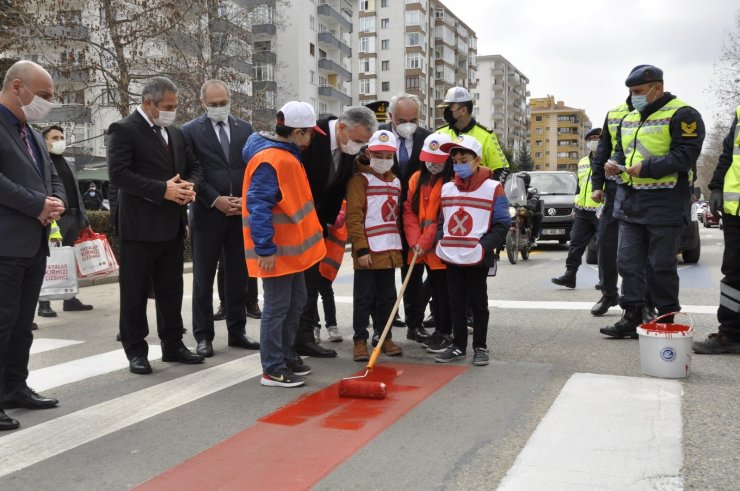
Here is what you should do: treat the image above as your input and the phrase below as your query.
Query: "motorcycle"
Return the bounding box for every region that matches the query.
[505,204,532,264]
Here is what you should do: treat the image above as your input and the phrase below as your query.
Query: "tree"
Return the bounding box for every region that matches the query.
[515,144,534,172]
[502,145,517,173]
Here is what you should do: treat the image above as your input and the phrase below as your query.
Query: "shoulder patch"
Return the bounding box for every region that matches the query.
[681,121,698,138]
[475,123,494,133]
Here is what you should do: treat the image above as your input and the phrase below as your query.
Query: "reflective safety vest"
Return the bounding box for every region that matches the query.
[49,220,62,241]
[436,179,498,265]
[436,123,509,172]
[319,202,348,282]
[363,173,402,252]
[722,105,740,215]
[618,98,689,189]
[406,171,445,270]
[606,103,631,183]
[242,147,326,278]
[574,156,600,211]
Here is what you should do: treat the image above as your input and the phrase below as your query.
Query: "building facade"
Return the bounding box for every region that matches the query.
[529,96,591,172]
[474,54,529,153]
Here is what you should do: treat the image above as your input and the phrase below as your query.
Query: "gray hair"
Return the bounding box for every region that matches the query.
[200,79,230,100]
[2,60,47,90]
[388,93,420,115]
[338,106,377,132]
[141,76,177,104]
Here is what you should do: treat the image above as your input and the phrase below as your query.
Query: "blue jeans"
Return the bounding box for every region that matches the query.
[260,272,307,372]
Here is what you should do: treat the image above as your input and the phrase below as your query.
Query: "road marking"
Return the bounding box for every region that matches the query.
[27,346,163,392]
[134,363,466,491]
[498,373,683,490]
[0,353,263,479]
[29,338,83,355]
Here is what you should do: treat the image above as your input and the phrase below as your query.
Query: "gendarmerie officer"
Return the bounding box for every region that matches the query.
[600,65,705,339]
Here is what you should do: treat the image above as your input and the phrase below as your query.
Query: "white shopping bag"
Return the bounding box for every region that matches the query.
[74,229,117,277]
[40,246,79,300]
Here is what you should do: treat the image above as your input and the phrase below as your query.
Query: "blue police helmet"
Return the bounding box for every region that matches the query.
[625,65,663,87]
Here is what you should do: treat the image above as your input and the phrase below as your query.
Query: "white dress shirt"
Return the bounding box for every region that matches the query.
[136,105,169,145]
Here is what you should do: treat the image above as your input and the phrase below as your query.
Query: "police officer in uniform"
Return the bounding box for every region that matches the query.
[551,127,602,288]
[693,106,740,354]
[436,86,509,181]
[600,65,704,339]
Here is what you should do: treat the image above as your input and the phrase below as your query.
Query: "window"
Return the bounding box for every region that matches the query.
[380,18,389,29]
[535,140,542,146]
[381,60,389,71]
[310,70,316,84]
[535,115,542,121]
[310,15,316,30]
[254,40,271,52]
[359,36,376,53]
[358,0,369,11]
[405,32,420,47]
[309,43,315,56]
[382,81,390,91]
[381,39,389,50]
[405,52,424,70]
[360,57,376,73]
[406,76,420,89]
[252,63,274,82]
[535,152,542,158]
[360,15,376,32]
[405,10,420,26]
[535,127,543,134]
[359,78,376,95]
[381,0,388,6]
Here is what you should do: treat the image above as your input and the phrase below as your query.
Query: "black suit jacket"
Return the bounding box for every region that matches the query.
[0,106,66,257]
[181,114,253,230]
[51,154,90,229]
[301,117,357,229]
[106,110,203,242]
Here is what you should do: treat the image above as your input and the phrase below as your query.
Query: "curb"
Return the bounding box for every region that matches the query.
[78,263,194,288]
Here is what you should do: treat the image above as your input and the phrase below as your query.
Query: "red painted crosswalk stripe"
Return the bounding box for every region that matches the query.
[135,363,466,490]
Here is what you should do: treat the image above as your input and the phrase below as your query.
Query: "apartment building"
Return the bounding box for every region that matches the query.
[351,0,477,130]
[529,96,591,172]
[475,54,530,153]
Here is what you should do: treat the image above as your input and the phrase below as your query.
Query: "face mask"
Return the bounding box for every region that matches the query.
[425,162,445,175]
[341,128,363,155]
[631,84,656,112]
[49,140,66,155]
[206,104,230,123]
[586,140,598,153]
[443,106,458,126]
[453,162,473,179]
[370,157,394,174]
[18,86,53,122]
[292,130,311,150]
[154,109,177,127]
[396,122,417,139]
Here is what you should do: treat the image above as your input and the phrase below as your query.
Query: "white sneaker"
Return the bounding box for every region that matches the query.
[313,326,321,342]
[326,325,343,342]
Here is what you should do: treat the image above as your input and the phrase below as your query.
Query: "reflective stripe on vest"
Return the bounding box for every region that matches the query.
[606,103,630,183]
[574,156,600,211]
[722,105,740,215]
[242,147,326,278]
[435,179,497,265]
[619,99,688,189]
[363,173,402,252]
[406,171,445,270]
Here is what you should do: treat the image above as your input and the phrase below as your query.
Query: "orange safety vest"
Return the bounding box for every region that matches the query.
[242,147,326,278]
[320,202,348,282]
[406,172,445,270]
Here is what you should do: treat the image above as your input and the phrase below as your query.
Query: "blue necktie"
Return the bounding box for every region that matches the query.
[398,137,409,175]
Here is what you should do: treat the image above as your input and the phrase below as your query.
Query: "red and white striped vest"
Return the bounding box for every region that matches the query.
[363,173,402,253]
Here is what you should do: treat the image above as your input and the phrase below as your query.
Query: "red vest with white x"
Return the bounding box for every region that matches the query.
[362,173,402,253]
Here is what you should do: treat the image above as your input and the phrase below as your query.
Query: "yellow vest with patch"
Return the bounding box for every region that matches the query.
[606,103,630,183]
[436,123,509,172]
[722,105,740,215]
[574,156,600,211]
[618,98,689,189]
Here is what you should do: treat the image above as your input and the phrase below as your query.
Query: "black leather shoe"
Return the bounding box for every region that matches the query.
[599,308,641,339]
[407,326,431,342]
[213,303,226,321]
[551,270,577,289]
[246,302,262,319]
[591,296,618,316]
[197,340,214,357]
[161,346,204,364]
[294,341,337,358]
[129,356,152,374]
[0,409,19,430]
[422,314,436,328]
[0,386,58,409]
[228,335,260,350]
[37,301,57,318]
[63,297,93,311]
[31,322,38,331]
[391,314,406,328]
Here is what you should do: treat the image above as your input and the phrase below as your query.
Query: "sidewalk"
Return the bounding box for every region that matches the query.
[78,263,194,288]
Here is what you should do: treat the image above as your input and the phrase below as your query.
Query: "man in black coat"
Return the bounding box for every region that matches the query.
[181,79,259,358]
[294,106,377,357]
[107,76,204,374]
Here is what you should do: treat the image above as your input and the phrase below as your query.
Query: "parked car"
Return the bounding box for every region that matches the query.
[528,171,577,243]
[696,202,708,221]
[702,207,721,228]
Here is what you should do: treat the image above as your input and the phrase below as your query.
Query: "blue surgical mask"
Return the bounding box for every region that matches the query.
[631,95,648,112]
[453,162,473,179]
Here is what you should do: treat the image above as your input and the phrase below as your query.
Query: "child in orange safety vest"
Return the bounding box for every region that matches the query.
[315,200,347,343]
[403,132,454,355]
[346,130,405,362]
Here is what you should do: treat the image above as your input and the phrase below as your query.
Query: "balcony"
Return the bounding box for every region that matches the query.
[253,80,277,92]
[318,58,352,81]
[48,66,90,84]
[317,4,352,32]
[253,50,277,64]
[210,17,252,43]
[225,57,251,74]
[318,31,351,57]
[319,85,352,106]
[42,25,88,40]
[42,105,92,124]
[252,22,276,36]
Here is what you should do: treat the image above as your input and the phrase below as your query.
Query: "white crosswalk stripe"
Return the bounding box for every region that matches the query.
[29,339,83,355]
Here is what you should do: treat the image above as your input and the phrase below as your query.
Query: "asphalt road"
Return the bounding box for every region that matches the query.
[1,225,737,490]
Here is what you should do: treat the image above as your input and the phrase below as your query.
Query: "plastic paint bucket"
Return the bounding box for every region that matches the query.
[636,312,693,379]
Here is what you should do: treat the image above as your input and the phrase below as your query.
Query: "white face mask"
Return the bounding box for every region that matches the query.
[395,122,417,139]
[154,109,177,127]
[586,140,598,153]
[340,126,363,155]
[370,157,394,174]
[49,140,66,155]
[425,162,445,175]
[206,104,230,123]
[18,86,53,122]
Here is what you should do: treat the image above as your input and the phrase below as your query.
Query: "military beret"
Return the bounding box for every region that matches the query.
[585,127,602,139]
[625,65,663,87]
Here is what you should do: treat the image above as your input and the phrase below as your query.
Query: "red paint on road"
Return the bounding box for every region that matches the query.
[135,363,466,491]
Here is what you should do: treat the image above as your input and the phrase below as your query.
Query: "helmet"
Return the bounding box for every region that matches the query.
[519,172,531,187]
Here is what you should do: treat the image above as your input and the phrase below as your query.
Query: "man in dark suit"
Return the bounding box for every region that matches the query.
[294,106,377,357]
[379,93,432,342]
[0,60,66,430]
[107,76,204,374]
[181,79,259,358]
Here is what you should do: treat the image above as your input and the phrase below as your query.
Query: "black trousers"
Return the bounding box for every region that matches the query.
[192,218,247,342]
[217,252,258,305]
[0,235,46,394]
[617,220,681,314]
[352,268,396,341]
[401,261,424,329]
[597,183,619,299]
[566,209,599,271]
[295,262,322,345]
[119,236,186,359]
[318,275,337,327]
[428,267,451,335]
[446,264,489,352]
[718,214,740,340]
